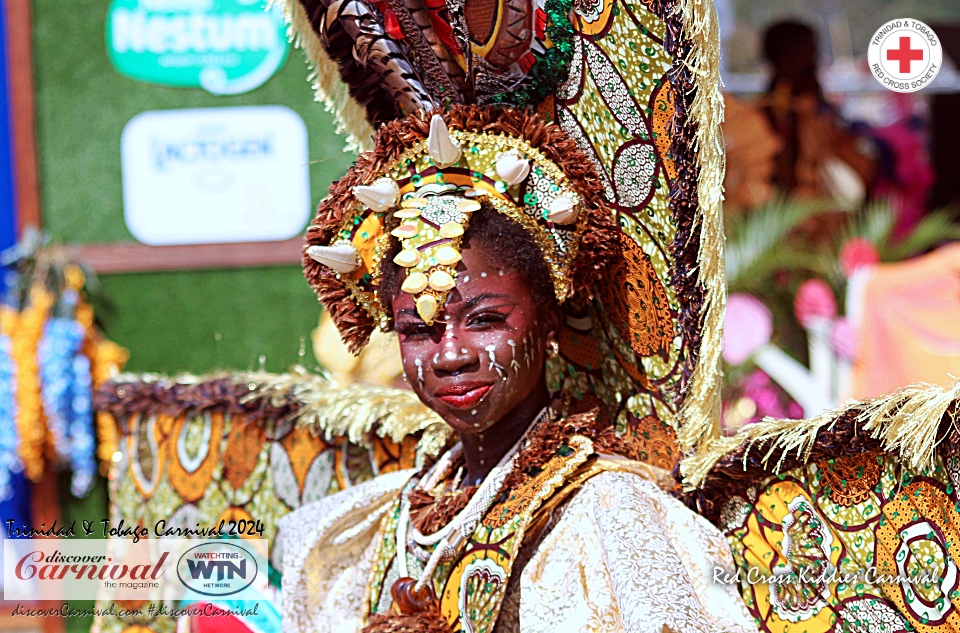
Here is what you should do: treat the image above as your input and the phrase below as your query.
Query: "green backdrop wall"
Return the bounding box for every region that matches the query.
[32,0,353,375]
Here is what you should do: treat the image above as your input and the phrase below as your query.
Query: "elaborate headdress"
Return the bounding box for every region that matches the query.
[283,0,727,469]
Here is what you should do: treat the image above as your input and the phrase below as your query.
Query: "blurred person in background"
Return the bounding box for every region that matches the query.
[760,21,877,211]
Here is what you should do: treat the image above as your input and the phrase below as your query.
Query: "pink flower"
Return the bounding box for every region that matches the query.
[839,237,880,277]
[723,293,773,365]
[794,279,837,327]
[829,317,858,361]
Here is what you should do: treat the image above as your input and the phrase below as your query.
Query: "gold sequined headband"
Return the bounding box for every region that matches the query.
[301,106,619,350]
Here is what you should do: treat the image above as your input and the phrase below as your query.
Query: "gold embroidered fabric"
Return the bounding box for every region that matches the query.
[519,471,757,633]
[279,466,757,632]
[277,469,414,632]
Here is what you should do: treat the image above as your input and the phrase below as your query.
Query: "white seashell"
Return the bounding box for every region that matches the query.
[427,114,461,168]
[495,151,530,186]
[306,243,360,274]
[546,196,579,224]
[353,178,400,212]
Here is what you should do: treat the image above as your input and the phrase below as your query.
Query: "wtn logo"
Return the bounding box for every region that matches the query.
[185,557,247,581]
[176,542,259,597]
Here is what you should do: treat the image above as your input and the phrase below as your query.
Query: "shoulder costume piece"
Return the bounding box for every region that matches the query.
[274,0,751,630]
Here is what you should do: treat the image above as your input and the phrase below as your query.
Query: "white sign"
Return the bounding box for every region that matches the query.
[121,106,310,245]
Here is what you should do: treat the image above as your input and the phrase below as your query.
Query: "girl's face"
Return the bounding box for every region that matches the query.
[390,244,557,435]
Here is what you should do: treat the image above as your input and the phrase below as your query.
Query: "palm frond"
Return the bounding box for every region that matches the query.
[832,198,896,255]
[725,195,839,288]
[885,207,960,261]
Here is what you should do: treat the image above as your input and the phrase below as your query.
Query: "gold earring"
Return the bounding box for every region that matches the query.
[547,339,559,359]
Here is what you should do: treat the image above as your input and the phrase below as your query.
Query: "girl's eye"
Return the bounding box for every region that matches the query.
[468,312,507,328]
[398,323,433,339]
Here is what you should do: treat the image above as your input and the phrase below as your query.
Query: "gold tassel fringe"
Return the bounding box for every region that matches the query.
[272,0,375,151]
[682,380,960,489]
[674,0,728,459]
[241,367,448,454]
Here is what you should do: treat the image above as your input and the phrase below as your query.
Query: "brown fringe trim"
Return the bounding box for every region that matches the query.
[500,410,601,492]
[362,612,455,633]
[655,1,707,404]
[303,104,620,353]
[405,409,605,534]
[408,485,477,535]
[94,376,298,425]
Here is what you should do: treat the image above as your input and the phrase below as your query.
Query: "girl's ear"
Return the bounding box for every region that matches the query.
[542,306,562,346]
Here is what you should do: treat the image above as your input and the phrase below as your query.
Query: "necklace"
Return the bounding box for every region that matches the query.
[395,405,553,592]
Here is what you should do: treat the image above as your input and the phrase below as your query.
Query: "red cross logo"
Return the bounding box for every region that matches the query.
[887,36,924,74]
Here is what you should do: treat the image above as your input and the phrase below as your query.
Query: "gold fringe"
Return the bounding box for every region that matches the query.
[682,380,960,489]
[674,0,728,459]
[272,0,375,151]
[240,367,448,454]
[291,381,448,450]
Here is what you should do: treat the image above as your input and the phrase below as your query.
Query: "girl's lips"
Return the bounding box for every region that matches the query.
[438,384,492,408]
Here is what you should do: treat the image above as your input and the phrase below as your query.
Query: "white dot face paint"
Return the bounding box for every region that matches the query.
[433,352,440,364]
[444,351,457,360]
[498,270,504,276]
[414,358,424,385]
[480,272,487,278]
[471,409,477,415]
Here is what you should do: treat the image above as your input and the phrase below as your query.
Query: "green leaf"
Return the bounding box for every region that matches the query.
[725,194,841,288]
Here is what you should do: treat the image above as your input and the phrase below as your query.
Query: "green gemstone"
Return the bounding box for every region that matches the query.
[495,181,508,193]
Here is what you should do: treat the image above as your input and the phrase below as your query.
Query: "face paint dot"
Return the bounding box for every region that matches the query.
[444,351,457,360]
[461,348,468,354]
[462,275,470,283]
[471,409,477,415]
[480,272,487,278]
[433,353,440,364]
[498,270,504,276]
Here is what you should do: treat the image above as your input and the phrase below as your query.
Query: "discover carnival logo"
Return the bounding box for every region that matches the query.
[106,0,290,95]
[2,538,267,602]
[868,19,942,93]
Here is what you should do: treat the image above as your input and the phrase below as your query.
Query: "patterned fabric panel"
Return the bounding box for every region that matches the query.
[97,411,417,633]
[548,0,684,446]
[718,451,960,632]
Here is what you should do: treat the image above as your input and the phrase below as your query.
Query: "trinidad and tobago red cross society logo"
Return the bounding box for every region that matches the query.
[868,19,943,93]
